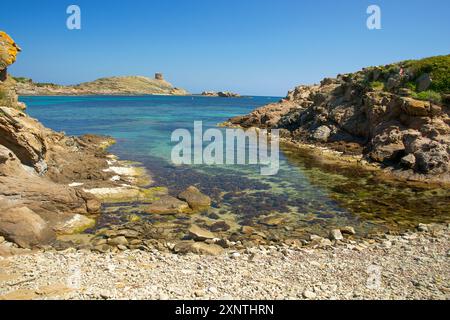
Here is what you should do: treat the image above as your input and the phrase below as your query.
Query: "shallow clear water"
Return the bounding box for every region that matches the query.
[22,95,450,239]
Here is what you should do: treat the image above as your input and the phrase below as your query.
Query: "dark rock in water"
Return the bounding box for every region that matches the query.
[208,213,221,220]
[259,215,286,227]
[210,221,230,232]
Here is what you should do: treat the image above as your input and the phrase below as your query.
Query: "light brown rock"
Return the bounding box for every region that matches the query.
[188,225,215,241]
[0,207,55,248]
[178,186,211,210]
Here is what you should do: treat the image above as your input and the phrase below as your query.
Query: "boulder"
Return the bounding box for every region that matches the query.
[369,143,405,163]
[188,225,215,241]
[414,142,450,174]
[311,125,331,142]
[329,229,343,241]
[146,195,190,214]
[340,226,356,235]
[174,241,224,255]
[400,98,430,117]
[178,186,211,210]
[0,207,56,248]
[0,31,21,72]
[108,236,128,247]
[400,154,416,168]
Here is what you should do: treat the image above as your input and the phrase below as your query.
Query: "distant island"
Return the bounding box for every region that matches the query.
[12,73,189,96]
[201,91,241,98]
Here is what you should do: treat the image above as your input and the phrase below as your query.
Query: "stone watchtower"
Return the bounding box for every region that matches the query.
[155,73,164,81]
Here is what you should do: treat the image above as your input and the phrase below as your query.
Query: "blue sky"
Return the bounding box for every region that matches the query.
[1,0,449,96]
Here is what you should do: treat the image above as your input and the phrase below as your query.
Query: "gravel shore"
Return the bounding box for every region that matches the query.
[1,226,448,300]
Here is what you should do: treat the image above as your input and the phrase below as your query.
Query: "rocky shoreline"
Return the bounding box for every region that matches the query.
[225,55,450,185]
[0,223,448,300]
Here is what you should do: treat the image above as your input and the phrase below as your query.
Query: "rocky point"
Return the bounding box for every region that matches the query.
[226,55,450,184]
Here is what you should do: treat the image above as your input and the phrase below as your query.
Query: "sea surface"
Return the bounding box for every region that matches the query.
[22,95,450,239]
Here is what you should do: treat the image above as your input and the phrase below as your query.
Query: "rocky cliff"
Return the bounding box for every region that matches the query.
[14,75,188,96]
[0,32,125,251]
[227,55,450,183]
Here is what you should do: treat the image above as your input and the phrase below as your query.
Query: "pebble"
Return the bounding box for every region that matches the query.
[0,226,447,300]
[230,252,241,259]
[303,290,316,299]
[329,229,344,241]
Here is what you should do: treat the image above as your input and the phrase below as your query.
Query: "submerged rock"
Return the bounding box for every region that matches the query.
[210,221,231,232]
[188,225,215,241]
[259,215,286,227]
[146,195,190,214]
[178,186,211,210]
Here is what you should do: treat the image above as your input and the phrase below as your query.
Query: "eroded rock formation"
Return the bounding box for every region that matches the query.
[0,32,117,248]
[227,55,450,183]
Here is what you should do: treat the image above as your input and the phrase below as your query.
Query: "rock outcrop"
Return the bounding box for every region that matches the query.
[14,75,189,96]
[0,32,25,110]
[0,32,120,249]
[226,55,450,183]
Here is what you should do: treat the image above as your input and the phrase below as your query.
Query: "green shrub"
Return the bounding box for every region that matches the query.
[369,81,385,90]
[404,55,450,93]
[12,76,32,83]
[35,82,57,87]
[405,82,417,91]
[412,90,442,103]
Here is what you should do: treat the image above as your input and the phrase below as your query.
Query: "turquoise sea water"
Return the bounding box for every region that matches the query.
[22,95,450,239]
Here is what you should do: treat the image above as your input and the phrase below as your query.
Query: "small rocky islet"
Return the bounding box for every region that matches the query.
[0,31,449,299]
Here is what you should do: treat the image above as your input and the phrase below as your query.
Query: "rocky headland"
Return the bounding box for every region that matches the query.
[13,73,188,96]
[225,55,450,184]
